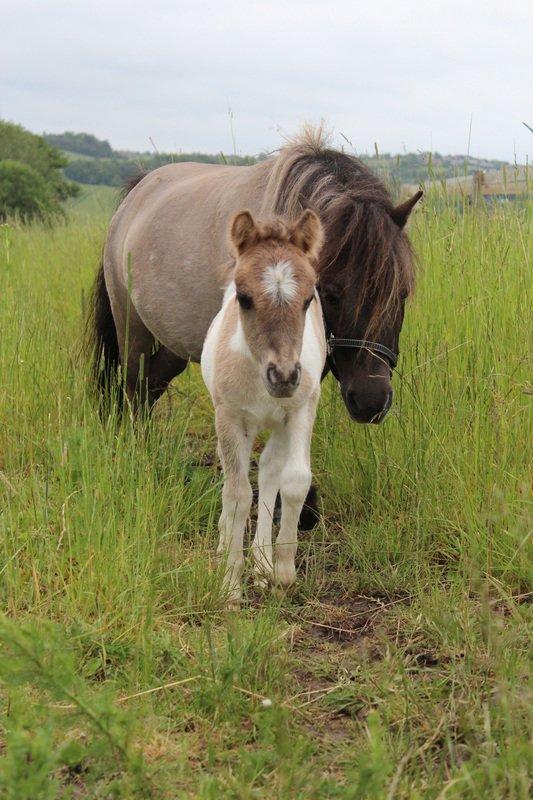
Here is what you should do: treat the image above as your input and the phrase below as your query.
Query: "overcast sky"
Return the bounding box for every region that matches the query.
[2,0,531,161]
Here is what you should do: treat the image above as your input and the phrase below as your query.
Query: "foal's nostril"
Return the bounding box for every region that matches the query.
[267,364,281,387]
[289,362,301,386]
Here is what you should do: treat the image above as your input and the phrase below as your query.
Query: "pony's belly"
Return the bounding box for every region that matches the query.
[131,281,220,363]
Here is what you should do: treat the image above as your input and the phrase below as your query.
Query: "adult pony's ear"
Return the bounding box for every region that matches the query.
[390,190,423,229]
[290,209,324,261]
[230,210,258,255]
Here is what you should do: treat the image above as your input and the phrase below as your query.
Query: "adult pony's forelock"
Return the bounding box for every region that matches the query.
[263,127,416,338]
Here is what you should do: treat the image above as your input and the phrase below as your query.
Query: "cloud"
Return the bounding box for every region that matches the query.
[2,0,531,160]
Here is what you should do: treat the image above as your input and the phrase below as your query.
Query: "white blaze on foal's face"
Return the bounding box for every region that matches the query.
[230,210,324,398]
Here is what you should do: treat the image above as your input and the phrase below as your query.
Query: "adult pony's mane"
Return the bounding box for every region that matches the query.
[263,125,416,337]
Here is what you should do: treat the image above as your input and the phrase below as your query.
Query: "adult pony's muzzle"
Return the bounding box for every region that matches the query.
[343,383,393,423]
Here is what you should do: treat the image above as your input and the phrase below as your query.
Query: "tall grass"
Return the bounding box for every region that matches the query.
[0,195,531,798]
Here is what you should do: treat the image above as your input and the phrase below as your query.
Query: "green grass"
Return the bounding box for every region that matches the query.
[0,195,531,798]
[65,183,118,222]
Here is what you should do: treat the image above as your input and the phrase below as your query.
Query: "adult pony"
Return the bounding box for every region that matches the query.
[89,127,421,427]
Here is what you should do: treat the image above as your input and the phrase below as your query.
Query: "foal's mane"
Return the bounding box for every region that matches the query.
[263,125,416,336]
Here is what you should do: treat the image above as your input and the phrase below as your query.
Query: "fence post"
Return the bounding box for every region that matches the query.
[472,170,484,205]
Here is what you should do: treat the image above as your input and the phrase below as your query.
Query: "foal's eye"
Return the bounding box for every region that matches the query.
[303,295,314,312]
[237,292,253,310]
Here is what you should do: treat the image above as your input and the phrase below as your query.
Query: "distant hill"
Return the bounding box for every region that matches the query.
[43,130,513,189]
[44,131,114,159]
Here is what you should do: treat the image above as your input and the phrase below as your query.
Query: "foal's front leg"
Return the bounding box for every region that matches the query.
[215,407,254,607]
[275,400,317,588]
[252,426,286,585]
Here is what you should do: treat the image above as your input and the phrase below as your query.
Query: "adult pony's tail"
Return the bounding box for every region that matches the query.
[87,259,121,407]
[86,170,148,411]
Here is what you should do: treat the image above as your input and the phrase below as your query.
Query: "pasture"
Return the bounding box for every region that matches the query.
[0,189,531,798]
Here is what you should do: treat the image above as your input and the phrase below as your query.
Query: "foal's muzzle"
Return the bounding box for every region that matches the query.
[266,362,301,398]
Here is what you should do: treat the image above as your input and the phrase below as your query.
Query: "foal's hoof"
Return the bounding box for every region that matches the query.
[226,594,242,611]
[253,573,269,590]
[271,582,297,600]
[273,563,297,590]
[225,586,242,611]
[251,546,274,589]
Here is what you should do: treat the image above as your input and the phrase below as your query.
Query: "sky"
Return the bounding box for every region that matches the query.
[2,0,532,162]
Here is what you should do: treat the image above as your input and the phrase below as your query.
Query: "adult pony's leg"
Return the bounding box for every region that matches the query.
[109,307,187,412]
[147,345,188,406]
[215,407,255,607]
[121,310,157,410]
[103,265,154,410]
[275,401,316,588]
[106,273,186,411]
[274,484,320,531]
[252,426,286,586]
[299,485,320,529]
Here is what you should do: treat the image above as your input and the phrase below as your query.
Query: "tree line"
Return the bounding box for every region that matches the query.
[44,130,510,189]
[60,151,259,187]
[42,130,262,186]
[1,121,513,225]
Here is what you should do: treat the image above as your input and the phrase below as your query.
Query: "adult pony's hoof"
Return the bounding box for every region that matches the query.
[274,484,320,530]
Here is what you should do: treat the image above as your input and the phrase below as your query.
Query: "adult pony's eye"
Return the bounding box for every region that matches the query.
[237,292,253,310]
[303,295,314,312]
[320,286,340,305]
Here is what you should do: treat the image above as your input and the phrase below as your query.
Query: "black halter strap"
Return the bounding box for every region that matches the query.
[327,334,398,369]
[317,288,398,378]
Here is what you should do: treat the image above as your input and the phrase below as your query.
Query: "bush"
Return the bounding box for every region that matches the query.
[0,161,61,224]
[0,120,79,223]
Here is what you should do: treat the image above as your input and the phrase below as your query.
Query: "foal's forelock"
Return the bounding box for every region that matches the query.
[262,260,298,305]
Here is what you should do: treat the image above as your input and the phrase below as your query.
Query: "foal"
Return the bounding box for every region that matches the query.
[201,210,326,606]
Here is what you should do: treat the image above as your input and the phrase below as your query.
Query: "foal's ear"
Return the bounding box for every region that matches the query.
[290,210,324,261]
[230,210,258,255]
[390,190,423,229]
